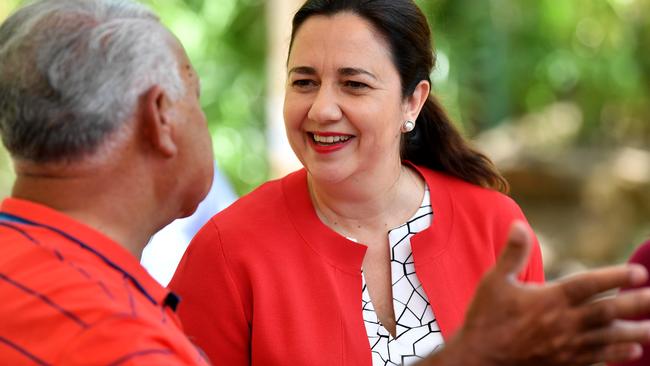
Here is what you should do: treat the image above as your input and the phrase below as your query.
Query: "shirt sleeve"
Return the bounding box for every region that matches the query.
[169,219,251,366]
[496,195,545,284]
[54,314,210,366]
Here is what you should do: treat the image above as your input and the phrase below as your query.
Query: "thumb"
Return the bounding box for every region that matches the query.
[494,221,532,280]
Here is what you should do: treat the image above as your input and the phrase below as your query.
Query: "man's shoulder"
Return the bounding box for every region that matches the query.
[0,224,154,329]
[0,239,128,322]
[0,236,207,365]
[53,312,209,365]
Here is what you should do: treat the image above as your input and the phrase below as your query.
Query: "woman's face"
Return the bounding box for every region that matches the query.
[284,13,418,185]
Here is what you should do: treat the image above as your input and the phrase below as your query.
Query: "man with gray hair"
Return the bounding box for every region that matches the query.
[2,0,650,365]
[0,0,212,364]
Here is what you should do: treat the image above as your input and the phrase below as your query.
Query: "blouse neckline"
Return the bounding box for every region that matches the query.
[281,163,454,273]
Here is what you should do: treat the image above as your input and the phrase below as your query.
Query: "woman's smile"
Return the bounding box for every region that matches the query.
[308,132,355,154]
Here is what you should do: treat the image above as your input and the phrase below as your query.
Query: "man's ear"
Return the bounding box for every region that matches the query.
[403,80,431,121]
[141,85,177,157]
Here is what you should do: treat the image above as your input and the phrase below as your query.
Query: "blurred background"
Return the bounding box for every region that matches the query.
[0,0,648,280]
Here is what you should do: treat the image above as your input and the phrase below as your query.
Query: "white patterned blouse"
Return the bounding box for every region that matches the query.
[361,187,443,365]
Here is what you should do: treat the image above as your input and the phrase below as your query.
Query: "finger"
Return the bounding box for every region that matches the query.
[558,264,649,305]
[577,320,650,347]
[493,221,531,280]
[593,342,643,363]
[581,289,650,328]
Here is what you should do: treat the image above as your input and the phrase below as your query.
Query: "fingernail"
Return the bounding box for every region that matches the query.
[630,265,649,285]
[629,344,643,360]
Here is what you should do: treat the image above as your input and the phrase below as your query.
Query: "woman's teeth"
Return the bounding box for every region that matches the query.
[312,134,351,144]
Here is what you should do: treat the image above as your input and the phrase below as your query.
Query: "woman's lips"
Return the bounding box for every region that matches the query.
[308,132,355,154]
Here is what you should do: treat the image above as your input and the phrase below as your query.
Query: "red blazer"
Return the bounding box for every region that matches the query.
[170,166,544,366]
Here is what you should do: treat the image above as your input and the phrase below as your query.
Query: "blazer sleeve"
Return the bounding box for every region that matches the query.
[497,195,545,284]
[518,225,545,283]
[169,220,251,366]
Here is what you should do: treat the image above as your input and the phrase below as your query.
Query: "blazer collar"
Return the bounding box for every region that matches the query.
[280,164,454,271]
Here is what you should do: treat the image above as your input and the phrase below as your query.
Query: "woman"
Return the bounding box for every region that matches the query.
[170,1,544,365]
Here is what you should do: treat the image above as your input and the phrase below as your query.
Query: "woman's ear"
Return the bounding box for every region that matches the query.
[403,80,431,121]
[140,85,178,157]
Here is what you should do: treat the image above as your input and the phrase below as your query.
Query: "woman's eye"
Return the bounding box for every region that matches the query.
[344,80,369,89]
[292,79,317,88]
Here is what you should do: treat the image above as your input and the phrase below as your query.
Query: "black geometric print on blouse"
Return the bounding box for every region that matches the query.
[362,189,444,366]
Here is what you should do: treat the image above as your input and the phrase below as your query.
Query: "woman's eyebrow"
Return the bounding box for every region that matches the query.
[288,66,377,80]
[339,67,377,80]
[288,66,316,75]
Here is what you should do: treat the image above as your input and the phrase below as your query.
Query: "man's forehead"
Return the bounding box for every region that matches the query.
[183,62,199,86]
[170,39,197,81]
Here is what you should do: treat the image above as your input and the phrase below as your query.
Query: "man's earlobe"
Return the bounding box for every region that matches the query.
[141,85,177,157]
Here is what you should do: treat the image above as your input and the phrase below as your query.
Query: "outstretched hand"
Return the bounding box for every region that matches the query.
[426,221,650,366]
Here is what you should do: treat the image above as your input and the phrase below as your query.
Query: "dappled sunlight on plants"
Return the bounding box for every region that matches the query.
[1,0,647,274]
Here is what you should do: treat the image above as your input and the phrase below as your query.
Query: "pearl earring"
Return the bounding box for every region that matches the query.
[402,120,415,133]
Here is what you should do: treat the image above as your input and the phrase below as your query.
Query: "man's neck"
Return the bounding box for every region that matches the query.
[11,166,166,259]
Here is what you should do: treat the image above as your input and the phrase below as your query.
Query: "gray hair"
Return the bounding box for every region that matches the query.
[0,0,185,162]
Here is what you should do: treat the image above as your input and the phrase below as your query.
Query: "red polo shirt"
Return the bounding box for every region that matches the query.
[0,198,209,365]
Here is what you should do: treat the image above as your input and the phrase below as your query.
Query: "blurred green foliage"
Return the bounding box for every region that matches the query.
[143,0,268,195]
[1,0,648,196]
[418,0,649,148]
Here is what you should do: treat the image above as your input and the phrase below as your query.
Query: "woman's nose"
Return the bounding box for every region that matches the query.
[307,85,343,123]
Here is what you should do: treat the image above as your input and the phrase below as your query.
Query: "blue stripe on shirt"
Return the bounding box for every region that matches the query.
[107,348,174,366]
[0,222,38,243]
[0,219,116,301]
[0,273,88,329]
[0,212,158,306]
[0,336,50,366]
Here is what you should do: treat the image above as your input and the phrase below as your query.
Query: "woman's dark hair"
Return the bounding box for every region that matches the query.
[289,0,509,193]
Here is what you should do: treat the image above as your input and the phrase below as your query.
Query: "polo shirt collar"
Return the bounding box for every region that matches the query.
[0,197,172,308]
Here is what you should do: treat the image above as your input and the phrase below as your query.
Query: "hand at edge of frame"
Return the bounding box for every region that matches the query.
[419,221,650,366]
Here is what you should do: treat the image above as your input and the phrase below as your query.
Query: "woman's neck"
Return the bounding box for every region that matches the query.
[308,163,425,242]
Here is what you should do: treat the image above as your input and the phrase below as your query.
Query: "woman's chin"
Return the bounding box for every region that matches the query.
[305,164,353,187]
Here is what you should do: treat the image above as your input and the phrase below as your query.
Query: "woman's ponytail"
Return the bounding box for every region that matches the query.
[401,96,509,193]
